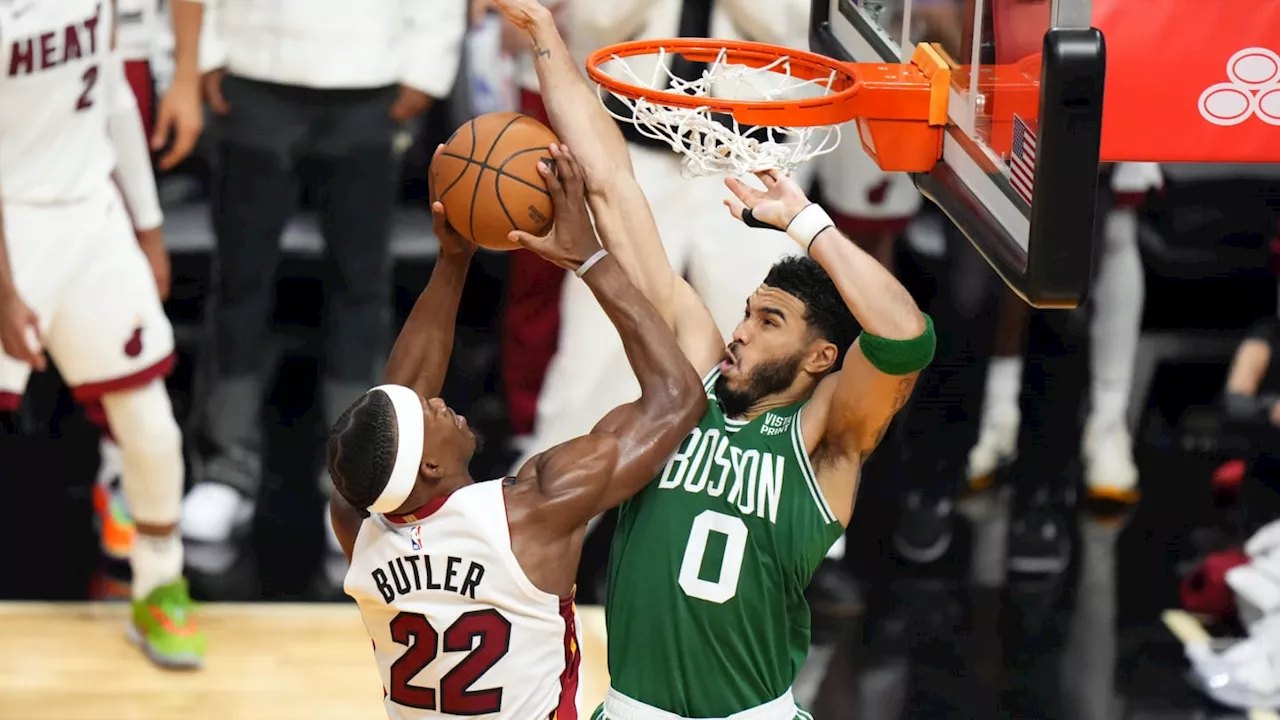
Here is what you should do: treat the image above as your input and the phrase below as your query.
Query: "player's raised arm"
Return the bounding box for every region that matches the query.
[511,147,705,530]
[329,153,476,559]
[726,170,934,523]
[381,147,475,399]
[494,0,724,373]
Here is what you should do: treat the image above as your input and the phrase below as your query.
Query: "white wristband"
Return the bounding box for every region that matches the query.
[575,248,609,278]
[785,204,836,253]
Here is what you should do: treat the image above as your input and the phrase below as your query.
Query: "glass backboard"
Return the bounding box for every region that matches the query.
[810,0,1105,308]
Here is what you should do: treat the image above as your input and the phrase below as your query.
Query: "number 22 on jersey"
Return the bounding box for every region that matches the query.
[387,609,511,714]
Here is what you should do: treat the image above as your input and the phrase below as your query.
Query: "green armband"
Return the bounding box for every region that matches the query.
[857,314,936,375]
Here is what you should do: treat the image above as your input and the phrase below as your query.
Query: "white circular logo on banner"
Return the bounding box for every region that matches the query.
[1199,47,1280,126]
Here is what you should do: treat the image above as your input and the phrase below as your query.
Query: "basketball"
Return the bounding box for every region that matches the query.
[430,112,560,251]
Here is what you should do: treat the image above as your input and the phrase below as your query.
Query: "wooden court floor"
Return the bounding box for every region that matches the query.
[0,603,610,720]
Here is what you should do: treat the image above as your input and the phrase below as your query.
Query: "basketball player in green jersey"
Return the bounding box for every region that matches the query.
[494,2,936,717]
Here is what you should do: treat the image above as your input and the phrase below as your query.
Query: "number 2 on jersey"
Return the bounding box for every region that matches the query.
[76,65,98,111]
[678,510,749,604]
[387,609,512,714]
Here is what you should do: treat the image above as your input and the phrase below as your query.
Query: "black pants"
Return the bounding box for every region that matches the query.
[206,75,398,495]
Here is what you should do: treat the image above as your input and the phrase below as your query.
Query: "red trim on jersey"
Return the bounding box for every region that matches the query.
[123,59,156,140]
[0,392,20,412]
[70,353,176,402]
[384,493,452,524]
[555,593,581,720]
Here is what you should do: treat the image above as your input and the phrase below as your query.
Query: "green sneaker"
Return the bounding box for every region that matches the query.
[128,578,206,669]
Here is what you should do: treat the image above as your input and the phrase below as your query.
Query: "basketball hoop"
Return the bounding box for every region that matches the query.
[586,39,950,177]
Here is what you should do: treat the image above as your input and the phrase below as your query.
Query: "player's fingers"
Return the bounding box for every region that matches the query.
[723,197,748,221]
[724,176,765,206]
[557,146,583,183]
[508,230,545,251]
[23,323,45,371]
[755,168,781,188]
[538,157,565,199]
[158,134,193,170]
[150,110,172,151]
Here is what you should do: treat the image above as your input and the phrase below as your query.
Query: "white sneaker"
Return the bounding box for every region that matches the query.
[180,482,254,544]
[1188,615,1280,709]
[967,405,1020,490]
[1081,418,1139,504]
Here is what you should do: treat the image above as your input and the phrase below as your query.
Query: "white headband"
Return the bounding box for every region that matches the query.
[367,384,426,514]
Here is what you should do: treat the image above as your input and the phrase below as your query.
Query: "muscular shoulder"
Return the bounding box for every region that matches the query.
[512,435,619,506]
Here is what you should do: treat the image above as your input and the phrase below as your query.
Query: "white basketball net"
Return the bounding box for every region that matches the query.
[595,47,845,177]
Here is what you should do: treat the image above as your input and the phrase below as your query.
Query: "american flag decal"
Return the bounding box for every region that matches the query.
[1007,114,1037,205]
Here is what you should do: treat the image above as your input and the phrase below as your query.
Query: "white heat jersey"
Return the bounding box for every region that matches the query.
[345,480,581,720]
[115,0,157,62]
[0,0,116,204]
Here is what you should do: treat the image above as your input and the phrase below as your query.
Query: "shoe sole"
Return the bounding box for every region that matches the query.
[126,623,205,670]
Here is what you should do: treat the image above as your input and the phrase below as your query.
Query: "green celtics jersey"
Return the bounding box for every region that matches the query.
[605,367,844,717]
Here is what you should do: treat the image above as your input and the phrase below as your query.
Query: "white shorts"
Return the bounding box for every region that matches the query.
[0,184,174,410]
[815,129,922,234]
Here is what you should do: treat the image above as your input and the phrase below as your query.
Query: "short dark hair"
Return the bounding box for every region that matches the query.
[327,391,398,510]
[762,255,861,368]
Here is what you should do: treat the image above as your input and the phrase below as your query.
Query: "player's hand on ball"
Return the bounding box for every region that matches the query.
[508,144,601,272]
[136,227,171,302]
[0,288,45,371]
[428,146,477,259]
[724,169,812,231]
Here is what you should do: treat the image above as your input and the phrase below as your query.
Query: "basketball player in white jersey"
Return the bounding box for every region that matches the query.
[0,0,205,666]
[327,147,705,719]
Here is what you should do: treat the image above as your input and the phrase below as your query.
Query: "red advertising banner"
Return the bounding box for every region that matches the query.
[1093,0,1280,162]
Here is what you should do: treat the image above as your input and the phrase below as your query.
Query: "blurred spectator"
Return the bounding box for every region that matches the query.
[489,0,567,448]
[969,164,1161,498]
[1225,314,1280,536]
[93,0,204,562]
[961,164,1159,574]
[179,0,466,551]
[116,0,161,138]
[151,0,206,170]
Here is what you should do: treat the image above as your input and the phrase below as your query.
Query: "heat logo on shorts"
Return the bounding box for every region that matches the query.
[1198,47,1280,127]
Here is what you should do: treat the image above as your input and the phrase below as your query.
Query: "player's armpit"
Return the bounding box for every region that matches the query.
[822,341,920,456]
[800,348,920,525]
[328,493,367,563]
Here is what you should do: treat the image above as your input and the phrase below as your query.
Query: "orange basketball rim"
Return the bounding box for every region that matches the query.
[585,39,954,174]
